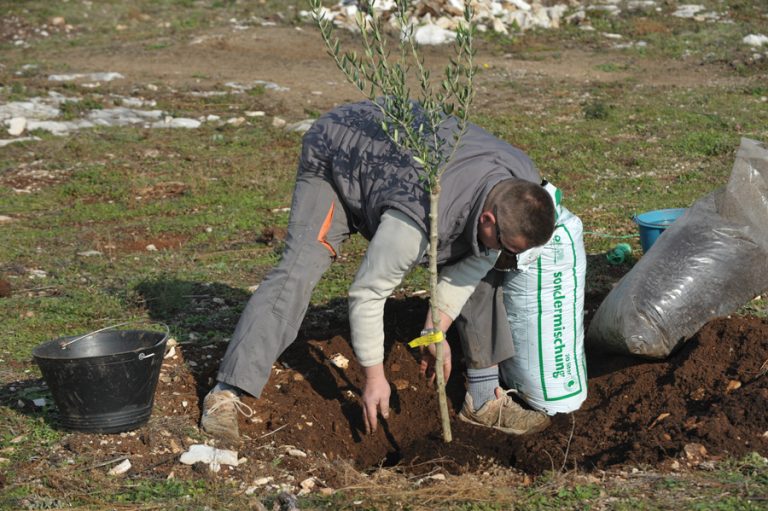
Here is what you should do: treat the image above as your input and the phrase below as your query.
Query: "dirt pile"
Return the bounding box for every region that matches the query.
[46,298,766,487]
[233,300,768,474]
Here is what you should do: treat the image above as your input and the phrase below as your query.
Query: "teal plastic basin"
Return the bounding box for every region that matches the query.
[633,208,687,253]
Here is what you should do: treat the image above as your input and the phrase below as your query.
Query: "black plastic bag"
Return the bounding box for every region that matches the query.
[586,138,768,358]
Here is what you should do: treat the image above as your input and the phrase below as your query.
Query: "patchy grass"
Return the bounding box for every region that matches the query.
[1,0,767,509]
[476,80,768,252]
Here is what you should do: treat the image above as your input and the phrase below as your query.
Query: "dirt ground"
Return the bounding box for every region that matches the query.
[34,292,767,488]
[37,24,750,121]
[4,20,767,490]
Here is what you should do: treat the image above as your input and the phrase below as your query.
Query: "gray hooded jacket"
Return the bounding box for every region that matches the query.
[300,100,541,264]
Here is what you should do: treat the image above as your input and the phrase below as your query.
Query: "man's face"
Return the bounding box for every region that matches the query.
[477,210,531,255]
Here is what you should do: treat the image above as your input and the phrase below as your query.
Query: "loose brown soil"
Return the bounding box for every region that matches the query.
[15,295,765,488]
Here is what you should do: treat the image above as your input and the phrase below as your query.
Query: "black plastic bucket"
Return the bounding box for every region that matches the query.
[32,325,168,433]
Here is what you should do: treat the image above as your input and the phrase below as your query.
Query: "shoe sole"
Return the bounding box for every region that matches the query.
[200,415,241,443]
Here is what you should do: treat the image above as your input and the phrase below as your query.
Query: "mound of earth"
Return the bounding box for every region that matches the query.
[47,297,767,487]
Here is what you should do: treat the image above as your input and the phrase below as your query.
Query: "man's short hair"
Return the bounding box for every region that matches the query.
[484,179,556,248]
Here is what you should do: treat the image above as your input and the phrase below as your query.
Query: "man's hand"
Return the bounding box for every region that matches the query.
[362,364,391,434]
[419,340,452,385]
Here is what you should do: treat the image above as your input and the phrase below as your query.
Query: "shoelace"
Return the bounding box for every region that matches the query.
[207,392,255,418]
[496,388,521,427]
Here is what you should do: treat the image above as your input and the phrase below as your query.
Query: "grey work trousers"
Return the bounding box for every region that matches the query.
[454,269,516,369]
[217,162,352,398]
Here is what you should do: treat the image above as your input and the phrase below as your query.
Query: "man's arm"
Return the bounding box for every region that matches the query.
[349,209,499,432]
[420,249,500,381]
[348,209,428,433]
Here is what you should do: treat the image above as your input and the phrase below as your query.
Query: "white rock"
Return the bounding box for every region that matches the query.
[435,16,459,30]
[0,98,59,119]
[120,97,155,108]
[206,114,221,122]
[48,73,102,82]
[492,18,508,35]
[672,4,705,18]
[26,120,78,136]
[245,111,266,117]
[28,269,47,279]
[254,476,274,486]
[179,444,239,467]
[416,473,446,485]
[743,34,768,47]
[0,136,40,147]
[508,0,532,12]
[32,398,46,407]
[286,119,315,133]
[300,477,316,491]
[373,0,396,11]
[88,107,163,125]
[329,353,349,369]
[228,80,289,92]
[164,345,177,359]
[7,117,27,136]
[152,117,201,129]
[108,459,132,476]
[77,250,103,257]
[445,0,465,14]
[412,24,456,45]
[586,4,621,16]
[547,5,568,28]
[146,244,158,252]
[84,72,125,82]
[287,448,307,458]
[626,0,657,9]
[0,215,14,224]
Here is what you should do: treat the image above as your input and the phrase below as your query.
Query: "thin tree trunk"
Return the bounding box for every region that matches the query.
[428,186,452,443]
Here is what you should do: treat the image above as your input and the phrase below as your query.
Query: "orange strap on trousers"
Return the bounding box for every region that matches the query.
[317,201,337,257]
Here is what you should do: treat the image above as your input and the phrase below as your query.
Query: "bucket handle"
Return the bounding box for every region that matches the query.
[58,320,170,350]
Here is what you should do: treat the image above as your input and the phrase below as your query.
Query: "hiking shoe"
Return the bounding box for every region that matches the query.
[200,389,254,443]
[458,389,550,435]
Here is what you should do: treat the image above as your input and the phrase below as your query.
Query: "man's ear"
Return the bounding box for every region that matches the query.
[479,210,496,226]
